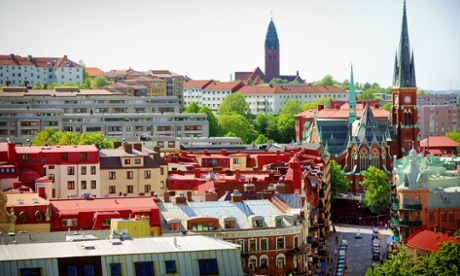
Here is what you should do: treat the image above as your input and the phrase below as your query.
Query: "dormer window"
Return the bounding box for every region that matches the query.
[124,159,131,165]
[250,216,264,228]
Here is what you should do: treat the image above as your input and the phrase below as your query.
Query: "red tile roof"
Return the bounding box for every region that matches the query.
[15,145,98,154]
[0,54,81,68]
[183,80,213,89]
[85,67,104,77]
[405,230,460,252]
[51,196,159,213]
[420,136,458,148]
[297,104,389,120]
[202,81,244,92]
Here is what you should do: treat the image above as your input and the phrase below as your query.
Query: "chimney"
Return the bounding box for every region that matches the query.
[164,191,170,203]
[187,191,192,201]
[204,191,218,202]
[181,151,187,157]
[7,142,16,163]
[235,169,241,181]
[38,186,46,198]
[275,182,286,193]
[124,144,133,153]
[231,189,242,203]
[113,141,122,149]
[204,149,208,155]
[374,103,379,109]
[64,54,67,59]
[153,146,160,154]
[13,182,21,189]
[28,55,32,61]
[194,168,201,178]
[174,193,187,204]
[317,104,324,111]
[221,149,227,155]
[133,143,142,152]
[244,181,255,192]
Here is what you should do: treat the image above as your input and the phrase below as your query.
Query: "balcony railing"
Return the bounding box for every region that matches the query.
[403,204,422,210]
[399,220,422,227]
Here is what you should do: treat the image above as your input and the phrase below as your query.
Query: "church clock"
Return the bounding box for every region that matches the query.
[404,95,411,104]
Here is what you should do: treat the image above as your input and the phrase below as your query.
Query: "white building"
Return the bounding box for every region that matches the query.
[239,84,349,115]
[0,54,83,87]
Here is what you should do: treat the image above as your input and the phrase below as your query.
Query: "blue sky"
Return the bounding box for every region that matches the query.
[1,0,459,90]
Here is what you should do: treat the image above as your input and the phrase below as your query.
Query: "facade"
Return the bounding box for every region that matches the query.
[183,79,213,106]
[159,194,307,275]
[0,87,209,144]
[240,84,348,115]
[201,81,245,114]
[145,70,184,107]
[0,235,244,276]
[0,54,83,87]
[417,104,460,138]
[105,75,167,97]
[392,151,460,241]
[49,195,162,234]
[99,143,168,198]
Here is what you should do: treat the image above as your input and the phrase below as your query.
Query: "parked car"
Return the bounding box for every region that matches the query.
[355,232,362,239]
[341,239,348,247]
[372,252,380,261]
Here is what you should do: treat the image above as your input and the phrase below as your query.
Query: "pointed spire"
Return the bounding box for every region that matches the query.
[393,0,416,88]
[349,64,356,124]
[265,19,279,47]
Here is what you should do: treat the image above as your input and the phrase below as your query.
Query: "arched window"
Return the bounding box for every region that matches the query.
[371,148,380,168]
[35,211,42,222]
[351,148,358,169]
[260,255,269,271]
[359,149,369,171]
[276,254,285,270]
[19,211,27,222]
[248,257,257,271]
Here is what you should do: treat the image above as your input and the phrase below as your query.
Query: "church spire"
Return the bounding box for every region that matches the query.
[265,18,280,81]
[393,0,416,88]
[349,64,356,124]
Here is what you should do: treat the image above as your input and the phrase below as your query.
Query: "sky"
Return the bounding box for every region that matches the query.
[1,0,459,91]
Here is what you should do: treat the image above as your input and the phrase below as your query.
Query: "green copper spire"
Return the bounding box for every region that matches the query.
[349,64,356,124]
[393,0,416,88]
[265,19,279,48]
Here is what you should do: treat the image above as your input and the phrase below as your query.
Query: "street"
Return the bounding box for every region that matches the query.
[326,224,392,275]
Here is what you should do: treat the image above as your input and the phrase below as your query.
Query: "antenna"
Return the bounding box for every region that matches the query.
[270,10,274,20]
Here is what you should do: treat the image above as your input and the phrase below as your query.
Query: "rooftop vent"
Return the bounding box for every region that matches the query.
[82,245,95,250]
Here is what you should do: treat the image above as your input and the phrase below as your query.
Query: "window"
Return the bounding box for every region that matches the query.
[81,180,87,189]
[35,211,42,222]
[294,236,299,249]
[404,195,409,205]
[109,186,116,194]
[49,174,55,183]
[276,237,284,249]
[91,166,96,174]
[67,265,77,276]
[198,259,218,275]
[126,171,133,179]
[124,159,131,165]
[160,181,165,189]
[277,256,284,269]
[249,258,256,271]
[84,264,95,276]
[102,218,111,226]
[249,239,256,251]
[233,158,240,164]
[68,181,75,190]
[276,218,282,227]
[144,170,151,179]
[260,257,268,271]
[91,180,96,189]
[135,158,141,164]
[80,153,87,161]
[110,263,122,276]
[81,166,87,175]
[165,261,176,273]
[144,185,151,193]
[160,167,164,175]
[414,195,420,204]
[20,268,41,276]
[135,262,154,276]
[127,185,134,193]
[19,212,27,222]
[61,153,68,160]
[235,239,244,251]
[109,171,116,179]
[260,238,268,251]
[168,223,180,230]
[22,154,29,160]
[225,220,235,229]
[253,219,263,228]
[67,166,75,175]
[441,212,447,222]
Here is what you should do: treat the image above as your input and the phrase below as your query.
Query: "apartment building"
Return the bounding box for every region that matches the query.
[145,70,185,107]
[99,143,168,198]
[239,84,348,115]
[0,87,208,144]
[183,79,213,106]
[105,75,167,97]
[0,54,83,87]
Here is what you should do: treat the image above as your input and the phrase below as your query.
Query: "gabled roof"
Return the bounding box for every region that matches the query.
[202,81,244,92]
[405,229,459,252]
[183,80,213,89]
[85,67,104,77]
[0,54,81,68]
[420,137,458,148]
[239,84,346,95]
[351,102,382,145]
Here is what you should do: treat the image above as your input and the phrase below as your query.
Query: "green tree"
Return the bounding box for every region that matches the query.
[329,160,349,200]
[313,74,337,86]
[217,92,252,120]
[32,129,116,148]
[276,113,295,143]
[46,82,59,89]
[31,128,61,146]
[446,131,460,155]
[301,97,330,111]
[419,231,460,275]
[366,247,421,275]
[59,132,80,145]
[93,76,108,88]
[32,83,44,89]
[279,99,302,117]
[358,89,377,100]
[199,106,221,137]
[269,78,288,84]
[265,116,281,142]
[361,166,391,214]
[218,113,252,143]
[78,132,117,149]
[381,103,392,112]
[252,134,270,144]
[340,79,350,90]
[183,102,200,113]
[254,113,276,134]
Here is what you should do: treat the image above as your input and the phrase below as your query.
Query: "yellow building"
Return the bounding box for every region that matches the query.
[110,217,151,238]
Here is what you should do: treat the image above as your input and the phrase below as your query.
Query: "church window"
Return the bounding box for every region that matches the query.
[359,149,369,171]
[371,148,380,168]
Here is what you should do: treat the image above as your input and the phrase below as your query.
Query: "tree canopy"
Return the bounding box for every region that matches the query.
[183,102,200,113]
[217,92,252,120]
[93,76,108,88]
[329,160,349,200]
[199,106,221,137]
[361,166,391,214]
[301,97,330,111]
[32,129,117,149]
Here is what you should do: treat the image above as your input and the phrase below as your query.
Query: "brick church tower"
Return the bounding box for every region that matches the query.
[264,18,280,81]
[390,0,420,158]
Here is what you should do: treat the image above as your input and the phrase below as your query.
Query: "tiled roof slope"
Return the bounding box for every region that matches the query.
[405,229,460,252]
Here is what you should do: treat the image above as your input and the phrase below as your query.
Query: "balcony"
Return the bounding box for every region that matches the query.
[319,189,325,198]
[403,204,422,210]
[399,220,422,227]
